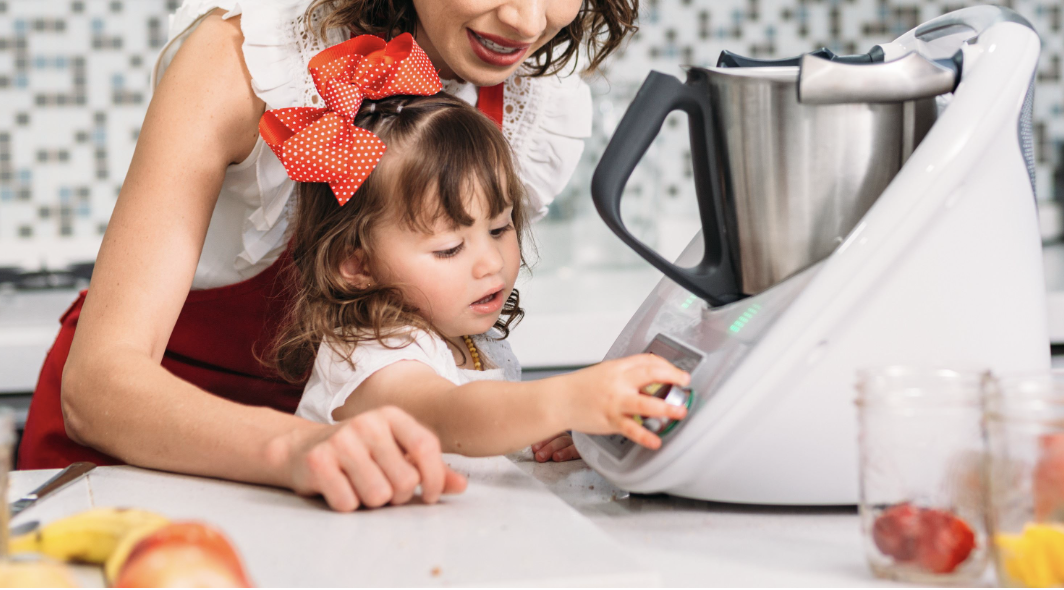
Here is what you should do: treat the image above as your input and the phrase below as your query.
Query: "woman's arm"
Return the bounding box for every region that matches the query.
[60,12,463,510]
[334,354,691,456]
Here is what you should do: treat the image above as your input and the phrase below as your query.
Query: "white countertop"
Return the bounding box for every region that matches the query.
[9,453,919,587]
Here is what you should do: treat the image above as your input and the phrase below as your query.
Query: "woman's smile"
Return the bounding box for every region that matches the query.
[466,29,530,67]
[412,0,582,85]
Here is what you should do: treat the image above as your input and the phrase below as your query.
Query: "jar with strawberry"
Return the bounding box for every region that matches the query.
[986,371,1064,588]
[856,366,990,584]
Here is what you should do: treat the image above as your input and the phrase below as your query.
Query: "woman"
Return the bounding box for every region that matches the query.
[18,0,636,512]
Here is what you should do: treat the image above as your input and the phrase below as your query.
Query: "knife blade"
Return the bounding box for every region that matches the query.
[9,462,95,518]
[8,519,39,537]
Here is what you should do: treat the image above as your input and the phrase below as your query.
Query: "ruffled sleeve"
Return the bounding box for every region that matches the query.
[152,0,346,287]
[503,72,593,221]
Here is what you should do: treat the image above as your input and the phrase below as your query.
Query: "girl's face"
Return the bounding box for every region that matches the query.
[413,0,582,86]
[365,190,521,339]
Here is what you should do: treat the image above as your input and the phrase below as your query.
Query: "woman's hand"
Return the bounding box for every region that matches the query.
[531,433,581,462]
[552,354,690,450]
[270,406,467,511]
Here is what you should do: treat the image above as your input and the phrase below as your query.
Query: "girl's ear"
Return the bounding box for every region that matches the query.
[339,251,374,289]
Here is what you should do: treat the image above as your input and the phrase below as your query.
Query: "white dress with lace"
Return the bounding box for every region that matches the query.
[152,0,593,290]
[296,329,521,425]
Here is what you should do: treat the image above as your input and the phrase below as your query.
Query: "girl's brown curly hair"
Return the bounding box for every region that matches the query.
[304,0,638,77]
[267,93,527,383]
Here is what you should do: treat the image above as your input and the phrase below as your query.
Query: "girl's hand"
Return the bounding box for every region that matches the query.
[554,354,690,450]
[531,433,581,462]
[271,406,467,511]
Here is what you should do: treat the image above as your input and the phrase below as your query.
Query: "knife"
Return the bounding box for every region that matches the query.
[8,520,38,536]
[9,462,95,518]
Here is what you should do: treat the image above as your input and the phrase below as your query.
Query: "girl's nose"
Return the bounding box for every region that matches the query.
[472,241,506,279]
[496,0,547,41]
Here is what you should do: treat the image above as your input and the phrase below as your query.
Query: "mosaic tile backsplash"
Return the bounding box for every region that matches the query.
[0,0,1061,270]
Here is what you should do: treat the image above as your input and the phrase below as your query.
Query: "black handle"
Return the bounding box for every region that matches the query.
[716,47,884,68]
[591,71,740,306]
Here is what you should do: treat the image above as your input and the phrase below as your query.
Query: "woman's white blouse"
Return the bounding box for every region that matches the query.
[152,0,593,289]
[296,329,521,425]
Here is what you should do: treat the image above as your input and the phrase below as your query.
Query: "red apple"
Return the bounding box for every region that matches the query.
[114,522,252,588]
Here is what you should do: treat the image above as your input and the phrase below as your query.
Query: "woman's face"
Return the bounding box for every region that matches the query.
[412,0,583,86]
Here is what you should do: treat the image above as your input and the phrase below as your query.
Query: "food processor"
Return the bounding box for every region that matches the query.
[573,6,1048,504]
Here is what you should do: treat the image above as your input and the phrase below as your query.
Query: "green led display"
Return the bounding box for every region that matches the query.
[728,303,763,333]
[679,294,699,310]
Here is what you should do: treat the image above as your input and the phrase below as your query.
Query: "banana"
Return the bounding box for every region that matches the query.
[8,507,170,565]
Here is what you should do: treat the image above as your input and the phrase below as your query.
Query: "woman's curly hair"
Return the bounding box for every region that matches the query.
[305,0,638,76]
[266,93,526,383]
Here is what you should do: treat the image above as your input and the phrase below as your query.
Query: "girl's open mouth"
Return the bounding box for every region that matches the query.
[470,289,505,314]
[466,29,529,67]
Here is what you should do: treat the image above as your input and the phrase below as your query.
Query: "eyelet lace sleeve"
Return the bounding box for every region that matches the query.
[441,72,593,222]
[503,72,593,221]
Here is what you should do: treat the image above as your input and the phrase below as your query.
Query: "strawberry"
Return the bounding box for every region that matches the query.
[915,509,976,574]
[872,503,923,562]
[1034,433,1064,521]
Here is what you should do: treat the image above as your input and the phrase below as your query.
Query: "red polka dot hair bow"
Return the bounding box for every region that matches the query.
[258,33,442,206]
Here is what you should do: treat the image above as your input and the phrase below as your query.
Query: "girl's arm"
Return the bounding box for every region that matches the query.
[333,354,691,456]
[60,11,463,510]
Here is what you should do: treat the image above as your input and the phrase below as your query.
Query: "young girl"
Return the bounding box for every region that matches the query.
[271,35,690,462]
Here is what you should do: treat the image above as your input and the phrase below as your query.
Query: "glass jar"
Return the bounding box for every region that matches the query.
[856,366,990,584]
[985,371,1064,587]
[0,407,14,558]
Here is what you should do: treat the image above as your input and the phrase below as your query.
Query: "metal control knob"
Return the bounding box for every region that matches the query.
[636,383,693,436]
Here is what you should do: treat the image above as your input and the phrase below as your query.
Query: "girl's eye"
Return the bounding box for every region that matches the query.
[490,223,514,238]
[434,243,464,259]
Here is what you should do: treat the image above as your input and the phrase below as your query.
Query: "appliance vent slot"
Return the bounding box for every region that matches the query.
[1018,76,1037,197]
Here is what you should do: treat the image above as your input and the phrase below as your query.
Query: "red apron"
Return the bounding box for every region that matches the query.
[18,85,506,470]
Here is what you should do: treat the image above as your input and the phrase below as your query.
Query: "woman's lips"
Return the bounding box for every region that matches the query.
[470,289,505,314]
[466,29,529,67]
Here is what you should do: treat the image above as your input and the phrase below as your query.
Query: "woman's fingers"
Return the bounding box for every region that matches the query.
[333,422,395,508]
[304,447,360,512]
[442,467,468,495]
[350,413,422,506]
[619,418,662,450]
[379,406,449,504]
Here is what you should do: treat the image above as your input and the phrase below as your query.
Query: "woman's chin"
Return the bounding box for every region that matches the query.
[449,58,521,87]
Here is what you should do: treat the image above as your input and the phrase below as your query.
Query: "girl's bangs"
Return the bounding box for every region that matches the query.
[392,109,522,233]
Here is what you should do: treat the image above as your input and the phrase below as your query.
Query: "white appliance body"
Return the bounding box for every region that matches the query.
[574,9,1048,505]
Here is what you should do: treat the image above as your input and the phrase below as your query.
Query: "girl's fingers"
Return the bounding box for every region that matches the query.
[624,394,687,420]
[553,444,581,462]
[631,354,690,388]
[619,418,662,450]
[534,435,573,462]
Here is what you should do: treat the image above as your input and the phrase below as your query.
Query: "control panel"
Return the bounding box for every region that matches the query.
[591,334,704,460]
